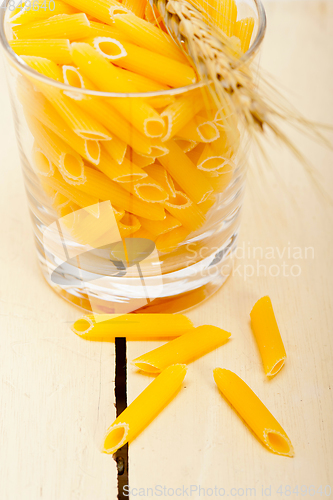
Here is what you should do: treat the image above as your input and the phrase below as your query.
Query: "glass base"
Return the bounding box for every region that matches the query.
[35,231,238,314]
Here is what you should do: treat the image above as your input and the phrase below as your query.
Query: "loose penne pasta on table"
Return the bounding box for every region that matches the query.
[71,313,194,339]
[250,296,287,377]
[103,364,187,454]
[133,325,231,373]
[213,369,294,457]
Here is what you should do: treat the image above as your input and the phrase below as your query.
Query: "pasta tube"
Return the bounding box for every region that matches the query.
[198,193,216,214]
[8,0,77,25]
[27,116,85,185]
[13,13,92,41]
[21,56,112,141]
[126,179,169,203]
[17,80,101,165]
[121,0,147,18]
[165,191,205,231]
[126,150,154,168]
[76,97,152,155]
[93,37,196,88]
[71,313,194,340]
[177,115,220,143]
[61,0,128,24]
[76,165,166,220]
[97,147,148,183]
[138,213,181,237]
[113,14,187,63]
[10,39,72,65]
[159,140,213,203]
[130,227,156,241]
[103,364,187,454]
[197,142,233,172]
[161,90,206,141]
[206,166,234,193]
[155,226,190,253]
[133,325,231,373]
[40,168,100,215]
[213,369,294,457]
[118,213,141,238]
[70,43,165,138]
[32,143,54,177]
[174,139,197,153]
[104,136,127,165]
[234,17,255,53]
[84,21,131,40]
[250,296,287,377]
[143,165,176,198]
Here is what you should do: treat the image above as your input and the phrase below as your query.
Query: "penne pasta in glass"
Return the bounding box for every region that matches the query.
[104,136,127,165]
[213,368,294,457]
[26,115,85,185]
[165,191,205,232]
[21,56,112,141]
[75,165,166,220]
[113,14,187,63]
[159,140,213,204]
[103,364,187,454]
[118,212,141,238]
[155,226,190,253]
[250,296,287,377]
[97,146,148,184]
[234,17,255,53]
[143,165,176,198]
[138,212,181,237]
[70,43,166,138]
[126,177,169,204]
[61,0,128,24]
[17,79,101,165]
[93,37,196,88]
[10,39,72,65]
[177,115,220,143]
[13,13,92,41]
[71,313,194,339]
[133,325,231,373]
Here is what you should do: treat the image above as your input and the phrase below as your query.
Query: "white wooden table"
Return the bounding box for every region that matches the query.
[0,2,333,498]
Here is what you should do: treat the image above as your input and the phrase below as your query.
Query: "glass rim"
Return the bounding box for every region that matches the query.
[0,0,266,98]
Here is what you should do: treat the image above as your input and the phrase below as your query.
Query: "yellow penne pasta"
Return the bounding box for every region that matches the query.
[61,0,128,24]
[177,115,220,143]
[17,79,101,165]
[113,68,169,93]
[103,364,187,454]
[53,191,73,209]
[27,116,85,184]
[186,142,205,165]
[121,0,146,18]
[93,37,196,88]
[234,17,255,53]
[197,139,233,172]
[174,139,198,153]
[161,90,206,141]
[8,0,77,25]
[198,193,217,214]
[126,150,154,167]
[250,296,287,377]
[76,97,152,155]
[113,14,188,64]
[76,165,166,220]
[130,227,156,241]
[125,176,169,203]
[40,168,100,214]
[164,191,205,231]
[97,146,147,183]
[205,165,234,192]
[13,13,91,40]
[213,369,294,457]
[71,313,193,339]
[133,325,231,373]
[21,56,112,141]
[118,212,141,238]
[104,136,127,164]
[143,164,176,198]
[147,95,176,109]
[211,0,237,36]
[159,140,213,203]
[10,39,72,65]
[84,21,131,40]
[155,226,190,253]
[70,43,166,138]
[32,142,55,176]
[138,212,181,237]
[145,140,169,158]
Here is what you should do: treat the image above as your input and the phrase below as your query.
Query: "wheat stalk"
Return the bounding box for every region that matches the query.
[151,0,332,189]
